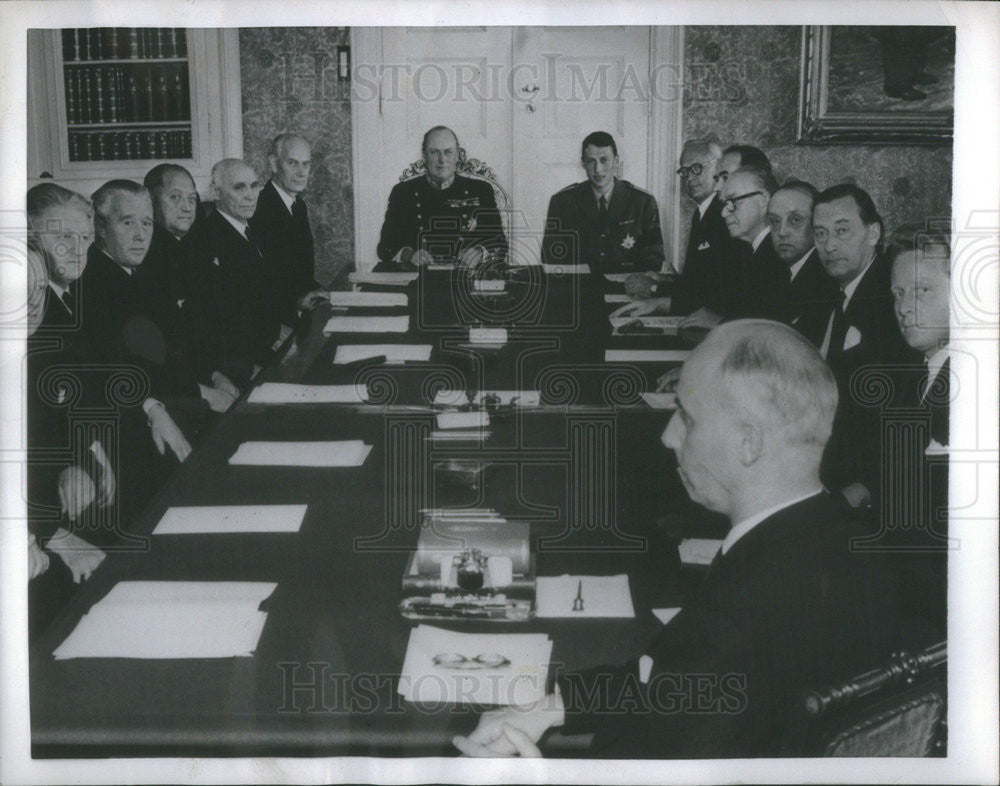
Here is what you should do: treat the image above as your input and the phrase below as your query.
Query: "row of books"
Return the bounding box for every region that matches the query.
[68,130,193,162]
[61,28,188,62]
[64,63,191,125]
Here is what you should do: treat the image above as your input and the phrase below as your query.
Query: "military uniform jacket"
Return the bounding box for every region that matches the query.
[541,178,664,272]
[376,174,507,264]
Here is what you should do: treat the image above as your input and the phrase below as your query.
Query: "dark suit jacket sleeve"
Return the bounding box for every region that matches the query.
[541,190,579,266]
[376,183,409,263]
[638,192,665,271]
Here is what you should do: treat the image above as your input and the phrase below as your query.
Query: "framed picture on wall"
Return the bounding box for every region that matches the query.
[797,25,954,145]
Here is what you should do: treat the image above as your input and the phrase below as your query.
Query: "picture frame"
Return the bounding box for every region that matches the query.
[797,25,954,145]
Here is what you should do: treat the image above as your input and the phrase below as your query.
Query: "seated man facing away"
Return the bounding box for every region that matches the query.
[542,130,663,272]
[455,320,902,759]
[377,125,507,268]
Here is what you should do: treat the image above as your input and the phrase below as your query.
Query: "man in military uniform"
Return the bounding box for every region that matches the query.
[376,126,507,267]
[541,131,664,272]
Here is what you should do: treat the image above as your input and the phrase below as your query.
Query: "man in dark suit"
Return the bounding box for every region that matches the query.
[884,227,952,635]
[812,184,916,510]
[377,126,507,267]
[454,320,901,758]
[623,139,732,309]
[766,181,839,346]
[542,131,663,272]
[183,158,282,388]
[143,163,199,308]
[250,133,327,326]
[27,183,94,331]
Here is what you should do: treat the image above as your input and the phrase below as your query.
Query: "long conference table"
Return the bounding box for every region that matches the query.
[30,266,724,758]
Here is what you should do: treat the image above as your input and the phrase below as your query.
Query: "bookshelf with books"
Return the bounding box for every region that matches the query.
[28,28,242,196]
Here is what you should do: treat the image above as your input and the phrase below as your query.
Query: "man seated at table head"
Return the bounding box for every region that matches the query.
[376,125,507,268]
[143,163,199,307]
[541,130,663,273]
[812,183,913,511]
[250,133,328,322]
[454,319,901,759]
[182,159,281,388]
[766,180,839,346]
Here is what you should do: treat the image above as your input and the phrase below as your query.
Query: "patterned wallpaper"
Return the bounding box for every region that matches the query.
[239,28,354,286]
[681,26,953,239]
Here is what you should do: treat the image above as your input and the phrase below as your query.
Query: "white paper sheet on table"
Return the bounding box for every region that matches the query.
[604,294,632,303]
[652,607,682,625]
[333,344,432,364]
[324,315,409,333]
[228,440,372,467]
[535,574,635,618]
[152,504,307,535]
[603,273,633,283]
[247,383,368,404]
[679,538,722,566]
[348,271,418,286]
[328,291,408,308]
[641,391,677,410]
[428,429,491,442]
[399,625,552,706]
[605,349,690,363]
[608,315,685,332]
[436,411,490,430]
[469,327,507,345]
[474,279,506,292]
[542,263,590,275]
[53,581,276,659]
[433,389,541,408]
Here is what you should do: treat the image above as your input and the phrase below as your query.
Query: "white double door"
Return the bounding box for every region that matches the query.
[352,26,682,268]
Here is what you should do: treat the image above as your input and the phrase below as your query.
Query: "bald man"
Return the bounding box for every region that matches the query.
[455,321,901,758]
[250,133,327,325]
[183,158,281,387]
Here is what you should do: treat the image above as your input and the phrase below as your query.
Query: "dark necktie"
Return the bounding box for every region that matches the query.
[598,195,609,236]
[60,289,73,315]
[244,225,262,257]
[826,290,849,363]
[292,197,306,222]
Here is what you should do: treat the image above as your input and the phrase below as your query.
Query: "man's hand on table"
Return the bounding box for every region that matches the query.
[211,371,241,399]
[453,692,564,757]
[458,245,487,267]
[297,289,329,310]
[46,528,106,583]
[656,365,682,392]
[148,403,192,461]
[611,298,671,319]
[624,271,669,299]
[400,247,434,267]
[58,466,95,521]
[679,307,722,330]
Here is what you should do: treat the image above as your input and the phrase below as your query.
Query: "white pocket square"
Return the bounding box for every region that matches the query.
[843,325,862,350]
[697,241,710,251]
[211,257,220,267]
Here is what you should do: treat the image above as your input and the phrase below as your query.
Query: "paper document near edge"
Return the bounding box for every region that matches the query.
[53,581,276,659]
[535,575,635,618]
[324,315,409,333]
[334,344,432,364]
[248,383,368,404]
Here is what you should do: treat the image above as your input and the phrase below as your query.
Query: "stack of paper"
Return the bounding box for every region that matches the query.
[399,625,552,706]
[348,271,418,286]
[328,291,408,308]
[228,440,373,467]
[535,575,636,618]
[469,327,508,345]
[324,315,410,333]
[608,315,684,334]
[474,280,506,292]
[247,383,369,404]
[432,390,541,408]
[333,344,432,364]
[436,411,490,430]
[605,349,690,363]
[53,581,275,659]
[152,504,307,535]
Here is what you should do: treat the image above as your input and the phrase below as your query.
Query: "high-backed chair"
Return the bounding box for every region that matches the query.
[399,147,511,235]
[787,641,947,756]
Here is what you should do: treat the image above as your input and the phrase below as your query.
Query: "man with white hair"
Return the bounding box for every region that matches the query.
[183,158,280,387]
[250,133,328,325]
[454,320,900,758]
